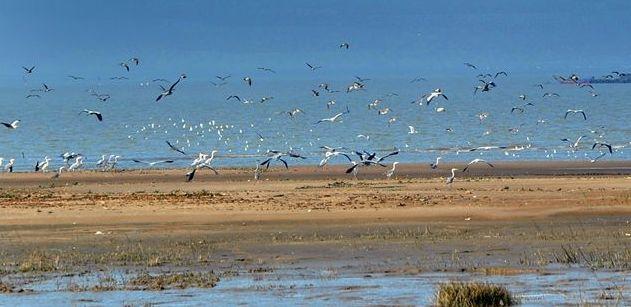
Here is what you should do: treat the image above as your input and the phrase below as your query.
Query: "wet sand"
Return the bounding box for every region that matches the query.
[1,161,630,303]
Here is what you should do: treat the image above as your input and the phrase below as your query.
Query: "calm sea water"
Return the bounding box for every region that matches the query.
[0,74,629,171]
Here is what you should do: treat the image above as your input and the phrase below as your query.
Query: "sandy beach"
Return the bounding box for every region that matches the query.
[1,161,630,303]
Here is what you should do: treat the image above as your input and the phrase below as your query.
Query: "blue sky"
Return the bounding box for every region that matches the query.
[1,0,630,84]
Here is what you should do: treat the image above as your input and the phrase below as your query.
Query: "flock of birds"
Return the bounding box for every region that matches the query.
[2,43,626,185]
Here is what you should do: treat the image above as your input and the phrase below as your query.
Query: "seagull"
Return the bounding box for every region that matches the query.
[311,89,320,96]
[511,106,525,114]
[518,94,527,100]
[315,106,350,124]
[35,156,51,172]
[319,150,352,167]
[561,135,587,149]
[130,57,140,65]
[260,150,306,169]
[260,96,274,103]
[430,157,442,169]
[227,95,242,102]
[326,100,336,109]
[385,162,399,179]
[68,156,84,171]
[254,163,262,181]
[421,88,448,105]
[462,159,494,172]
[339,42,350,49]
[408,126,418,134]
[185,168,198,182]
[67,75,84,80]
[257,67,276,73]
[474,80,496,94]
[80,109,103,121]
[210,81,227,87]
[51,166,65,179]
[26,94,41,99]
[494,71,508,78]
[132,159,175,166]
[287,108,304,118]
[410,76,427,83]
[166,140,186,155]
[42,83,54,92]
[543,92,560,98]
[565,109,587,120]
[446,168,459,185]
[216,75,231,81]
[5,159,15,172]
[156,74,186,102]
[243,76,252,86]
[305,63,322,71]
[592,142,613,154]
[120,62,130,72]
[346,81,364,93]
[464,62,477,70]
[22,66,35,74]
[96,155,107,169]
[1,120,20,129]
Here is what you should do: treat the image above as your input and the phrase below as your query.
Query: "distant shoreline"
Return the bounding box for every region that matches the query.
[1,160,630,188]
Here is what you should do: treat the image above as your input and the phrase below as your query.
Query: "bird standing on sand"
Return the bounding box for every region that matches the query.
[5,159,15,172]
[386,162,399,179]
[446,168,459,184]
[430,157,442,169]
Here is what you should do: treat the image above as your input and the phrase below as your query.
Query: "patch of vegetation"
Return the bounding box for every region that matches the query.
[19,251,58,273]
[0,281,13,293]
[127,271,219,291]
[435,281,518,307]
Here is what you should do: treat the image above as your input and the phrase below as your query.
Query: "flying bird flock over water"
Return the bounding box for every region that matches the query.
[1,42,627,184]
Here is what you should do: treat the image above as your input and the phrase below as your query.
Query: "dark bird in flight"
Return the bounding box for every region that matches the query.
[257,67,276,73]
[80,109,103,121]
[226,95,241,102]
[340,42,350,49]
[306,62,322,71]
[216,75,231,81]
[120,62,130,72]
[22,66,35,74]
[494,71,508,78]
[130,57,140,65]
[166,140,186,155]
[464,62,477,69]
[1,120,20,129]
[156,74,186,102]
[243,76,252,86]
[592,142,613,154]
[564,109,587,120]
[67,75,84,80]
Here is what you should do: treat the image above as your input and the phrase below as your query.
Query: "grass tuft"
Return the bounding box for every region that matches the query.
[127,271,219,291]
[435,281,518,307]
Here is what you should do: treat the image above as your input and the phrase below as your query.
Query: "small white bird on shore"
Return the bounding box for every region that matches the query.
[68,156,84,171]
[430,157,442,169]
[5,158,15,172]
[386,162,399,179]
[446,168,459,184]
